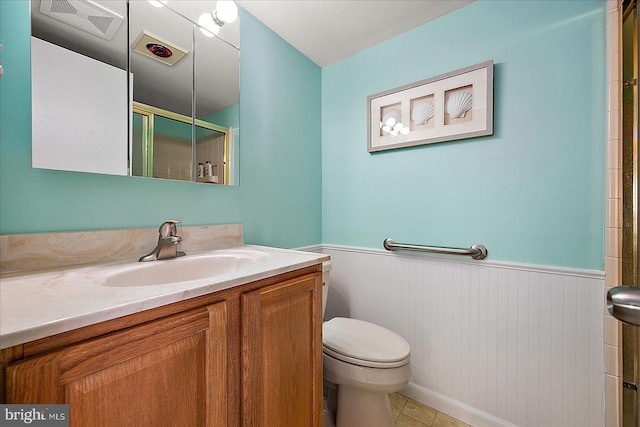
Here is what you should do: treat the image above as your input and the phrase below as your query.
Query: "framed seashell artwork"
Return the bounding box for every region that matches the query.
[367,60,493,152]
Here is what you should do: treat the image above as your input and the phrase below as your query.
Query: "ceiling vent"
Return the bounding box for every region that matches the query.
[39,0,123,40]
[132,30,189,66]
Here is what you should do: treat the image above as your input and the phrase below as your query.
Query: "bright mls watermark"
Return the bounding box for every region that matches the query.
[0,405,68,426]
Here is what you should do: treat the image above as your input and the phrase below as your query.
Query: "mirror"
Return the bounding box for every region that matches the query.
[30,0,240,185]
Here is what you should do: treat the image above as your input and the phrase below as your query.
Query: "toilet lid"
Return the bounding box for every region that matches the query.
[323,317,410,367]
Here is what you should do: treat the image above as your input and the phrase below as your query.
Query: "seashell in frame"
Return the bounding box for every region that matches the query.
[445,91,473,118]
[381,108,402,127]
[411,101,434,125]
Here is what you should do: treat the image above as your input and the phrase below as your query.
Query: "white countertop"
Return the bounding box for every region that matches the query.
[0,245,329,349]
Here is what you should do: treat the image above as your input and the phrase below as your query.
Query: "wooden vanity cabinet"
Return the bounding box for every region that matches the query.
[242,273,322,427]
[0,266,323,427]
[5,303,229,426]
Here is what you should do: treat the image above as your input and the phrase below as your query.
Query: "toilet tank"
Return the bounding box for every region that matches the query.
[322,261,331,318]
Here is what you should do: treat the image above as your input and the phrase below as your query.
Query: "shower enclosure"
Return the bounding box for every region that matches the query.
[621,0,639,425]
[608,0,640,425]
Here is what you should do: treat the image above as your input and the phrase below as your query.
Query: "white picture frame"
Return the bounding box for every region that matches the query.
[367,60,494,152]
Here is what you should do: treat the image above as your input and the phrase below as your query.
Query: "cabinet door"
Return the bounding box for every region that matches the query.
[242,273,322,427]
[6,302,229,427]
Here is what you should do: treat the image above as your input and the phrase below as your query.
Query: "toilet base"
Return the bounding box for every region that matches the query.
[335,385,394,427]
[323,396,336,427]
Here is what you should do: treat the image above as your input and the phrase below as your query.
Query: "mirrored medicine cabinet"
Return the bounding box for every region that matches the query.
[30,0,240,185]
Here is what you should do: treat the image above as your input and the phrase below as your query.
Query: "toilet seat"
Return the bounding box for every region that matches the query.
[323,317,410,369]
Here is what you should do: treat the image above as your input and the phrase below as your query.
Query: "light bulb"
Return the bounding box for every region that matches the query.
[390,129,399,137]
[393,122,403,131]
[384,117,397,127]
[215,1,238,24]
[199,13,220,37]
[382,125,391,133]
[148,0,168,7]
[400,127,410,135]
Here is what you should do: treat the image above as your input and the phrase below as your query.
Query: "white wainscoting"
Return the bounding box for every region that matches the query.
[321,245,605,427]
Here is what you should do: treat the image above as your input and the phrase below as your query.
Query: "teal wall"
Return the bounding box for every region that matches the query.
[206,103,239,131]
[0,4,322,249]
[0,1,607,269]
[155,115,192,139]
[321,0,606,270]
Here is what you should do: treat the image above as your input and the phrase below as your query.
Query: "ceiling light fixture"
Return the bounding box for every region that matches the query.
[198,13,219,37]
[198,1,238,38]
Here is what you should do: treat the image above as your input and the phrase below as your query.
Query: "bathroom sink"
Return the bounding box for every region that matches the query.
[104,251,262,287]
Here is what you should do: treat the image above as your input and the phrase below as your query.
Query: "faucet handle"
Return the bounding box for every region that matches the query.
[159,220,181,238]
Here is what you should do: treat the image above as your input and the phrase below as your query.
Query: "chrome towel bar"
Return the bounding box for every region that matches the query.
[383,238,488,260]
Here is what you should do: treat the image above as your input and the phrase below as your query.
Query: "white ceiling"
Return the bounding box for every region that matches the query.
[236,0,475,67]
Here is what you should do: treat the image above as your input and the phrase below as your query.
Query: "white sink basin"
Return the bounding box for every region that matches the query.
[104,251,263,287]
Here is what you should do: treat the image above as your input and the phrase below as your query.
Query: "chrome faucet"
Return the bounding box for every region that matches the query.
[139,220,186,262]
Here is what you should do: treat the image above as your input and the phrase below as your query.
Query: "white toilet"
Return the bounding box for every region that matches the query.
[322,262,412,427]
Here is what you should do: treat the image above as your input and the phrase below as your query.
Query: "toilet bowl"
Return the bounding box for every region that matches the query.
[322,263,411,427]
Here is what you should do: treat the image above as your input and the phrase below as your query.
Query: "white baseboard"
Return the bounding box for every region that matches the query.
[401,382,517,427]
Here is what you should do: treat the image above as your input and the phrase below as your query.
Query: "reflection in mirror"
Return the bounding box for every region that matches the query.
[30,0,128,175]
[132,102,232,184]
[195,6,240,185]
[132,104,196,181]
[30,0,240,185]
[129,1,193,117]
[31,0,127,69]
[129,0,194,181]
[195,125,230,185]
[128,1,239,185]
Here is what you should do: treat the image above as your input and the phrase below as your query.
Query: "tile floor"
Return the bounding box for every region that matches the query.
[390,393,472,427]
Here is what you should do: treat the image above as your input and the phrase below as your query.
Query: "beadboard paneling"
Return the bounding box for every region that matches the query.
[322,246,605,427]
